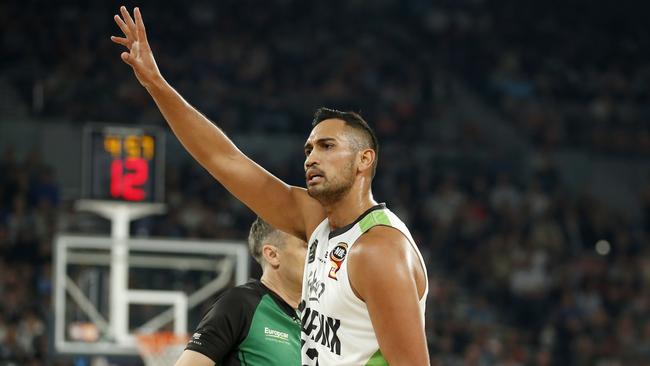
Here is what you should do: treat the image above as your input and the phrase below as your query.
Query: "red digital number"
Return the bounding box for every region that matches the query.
[110,158,149,201]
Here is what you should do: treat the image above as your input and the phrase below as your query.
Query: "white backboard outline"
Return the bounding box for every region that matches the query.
[54,235,249,356]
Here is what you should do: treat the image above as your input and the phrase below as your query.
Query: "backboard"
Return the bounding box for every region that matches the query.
[53,234,249,356]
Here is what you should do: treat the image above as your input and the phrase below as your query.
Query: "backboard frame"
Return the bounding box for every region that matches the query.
[53,234,249,356]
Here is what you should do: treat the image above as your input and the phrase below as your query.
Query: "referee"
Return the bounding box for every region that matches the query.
[175,217,307,366]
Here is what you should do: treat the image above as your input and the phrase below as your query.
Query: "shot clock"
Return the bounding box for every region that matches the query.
[82,125,165,203]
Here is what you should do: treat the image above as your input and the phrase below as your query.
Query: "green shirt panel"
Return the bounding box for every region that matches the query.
[238,294,301,366]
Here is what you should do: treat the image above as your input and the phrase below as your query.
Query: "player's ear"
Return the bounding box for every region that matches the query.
[262,244,280,268]
[357,148,376,175]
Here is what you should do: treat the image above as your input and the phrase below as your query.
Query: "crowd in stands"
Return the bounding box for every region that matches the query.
[419,0,650,155]
[2,0,650,365]
[3,1,649,154]
[419,169,650,365]
[0,148,55,364]
[1,0,440,145]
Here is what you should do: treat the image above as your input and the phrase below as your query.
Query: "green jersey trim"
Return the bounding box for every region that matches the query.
[359,209,391,233]
[365,349,389,365]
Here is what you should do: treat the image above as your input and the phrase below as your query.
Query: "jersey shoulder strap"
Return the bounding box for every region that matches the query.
[357,208,392,233]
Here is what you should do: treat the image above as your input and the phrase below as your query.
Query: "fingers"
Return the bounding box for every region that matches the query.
[120,52,133,66]
[134,7,148,43]
[119,6,137,36]
[110,36,130,48]
[113,6,149,72]
[114,14,132,39]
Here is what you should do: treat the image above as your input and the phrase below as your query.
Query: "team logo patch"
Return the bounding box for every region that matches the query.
[328,243,348,280]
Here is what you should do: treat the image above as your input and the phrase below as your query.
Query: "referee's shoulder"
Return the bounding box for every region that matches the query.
[212,280,266,308]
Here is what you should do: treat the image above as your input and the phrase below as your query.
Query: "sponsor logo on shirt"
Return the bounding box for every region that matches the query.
[328,242,348,280]
[189,332,203,346]
[264,327,289,343]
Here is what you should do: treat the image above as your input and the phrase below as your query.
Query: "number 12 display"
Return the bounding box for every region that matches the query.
[83,125,165,203]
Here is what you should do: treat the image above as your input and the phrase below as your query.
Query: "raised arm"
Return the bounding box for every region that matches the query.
[110,6,324,239]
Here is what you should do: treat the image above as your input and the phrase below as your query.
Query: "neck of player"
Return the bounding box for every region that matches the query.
[325,179,377,230]
[261,271,301,309]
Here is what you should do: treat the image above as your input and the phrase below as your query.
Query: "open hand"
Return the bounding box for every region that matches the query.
[111,6,162,89]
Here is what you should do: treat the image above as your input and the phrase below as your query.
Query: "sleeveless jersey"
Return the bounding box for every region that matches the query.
[300,203,428,366]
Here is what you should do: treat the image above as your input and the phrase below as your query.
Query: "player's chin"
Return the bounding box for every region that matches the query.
[306,185,324,198]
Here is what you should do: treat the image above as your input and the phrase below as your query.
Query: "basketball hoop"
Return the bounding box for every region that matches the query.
[136,332,189,366]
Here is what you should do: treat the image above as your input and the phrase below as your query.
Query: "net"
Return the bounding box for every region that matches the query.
[136,332,189,366]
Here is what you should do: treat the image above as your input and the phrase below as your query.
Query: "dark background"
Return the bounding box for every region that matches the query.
[1,0,649,365]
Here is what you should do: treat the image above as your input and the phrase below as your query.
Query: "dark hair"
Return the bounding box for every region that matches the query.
[247,217,281,265]
[312,107,379,177]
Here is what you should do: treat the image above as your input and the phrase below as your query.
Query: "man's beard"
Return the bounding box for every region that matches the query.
[307,161,355,205]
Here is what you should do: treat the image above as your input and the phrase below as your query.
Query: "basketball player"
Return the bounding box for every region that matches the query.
[175,217,306,366]
[112,6,429,365]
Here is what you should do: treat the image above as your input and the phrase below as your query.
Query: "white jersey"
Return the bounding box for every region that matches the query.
[300,204,428,366]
